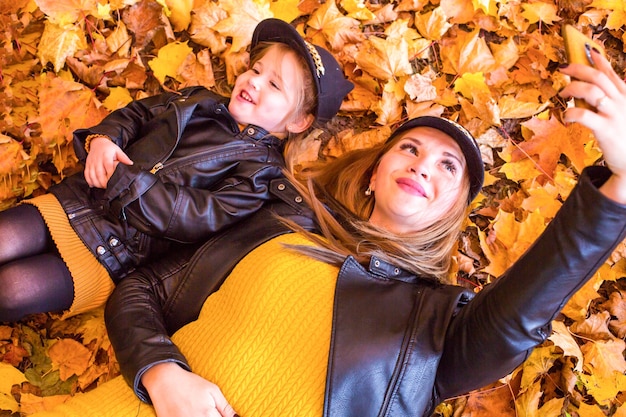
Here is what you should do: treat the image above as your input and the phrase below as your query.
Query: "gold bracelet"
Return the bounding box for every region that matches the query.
[84,134,111,153]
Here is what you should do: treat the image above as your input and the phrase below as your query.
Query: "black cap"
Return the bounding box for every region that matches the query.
[251,18,354,123]
[387,116,484,203]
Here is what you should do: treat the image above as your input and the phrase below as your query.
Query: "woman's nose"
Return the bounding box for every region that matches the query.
[410,160,430,180]
[249,76,260,90]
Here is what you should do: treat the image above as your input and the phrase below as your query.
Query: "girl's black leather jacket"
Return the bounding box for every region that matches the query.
[105,166,626,416]
[49,86,285,281]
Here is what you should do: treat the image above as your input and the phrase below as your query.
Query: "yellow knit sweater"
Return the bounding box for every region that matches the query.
[31,233,338,417]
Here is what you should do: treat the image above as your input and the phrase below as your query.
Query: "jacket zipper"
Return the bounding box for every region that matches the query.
[147,142,264,176]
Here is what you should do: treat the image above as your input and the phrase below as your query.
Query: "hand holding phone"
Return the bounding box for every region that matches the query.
[562,24,607,109]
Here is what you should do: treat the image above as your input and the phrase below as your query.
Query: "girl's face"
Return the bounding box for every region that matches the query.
[228,45,312,136]
[368,126,468,234]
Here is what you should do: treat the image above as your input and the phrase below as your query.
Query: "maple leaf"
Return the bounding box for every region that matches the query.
[188,2,228,52]
[267,0,300,22]
[521,1,561,25]
[213,0,273,53]
[548,321,583,372]
[414,6,453,40]
[48,338,92,381]
[519,345,561,391]
[478,209,545,277]
[308,0,362,51]
[439,28,497,76]
[561,275,602,321]
[579,371,626,406]
[162,0,194,31]
[341,0,376,21]
[581,338,626,378]
[179,49,216,90]
[34,0,104,26]
[148,41,193,84]
[38,21,88,73]
[102,87,133,111]
[121,0,164,49]
[513,116,593,182]
[590,0,626,30]
[355,36,413,80]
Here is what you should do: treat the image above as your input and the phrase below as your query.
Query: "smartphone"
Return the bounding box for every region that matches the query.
[562,24,607,108]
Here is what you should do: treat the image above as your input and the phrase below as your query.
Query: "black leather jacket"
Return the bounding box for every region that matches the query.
[49,86,285,281]
[105,166,626,416]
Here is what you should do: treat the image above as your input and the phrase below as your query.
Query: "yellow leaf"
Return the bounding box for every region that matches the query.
[213,0,272,52]
[340,0,376,20]
[270,0,303,23]
[0,363,26,395]
[581,338,626,377]
[478,209,545,277]
[164,0,194,31]
[308,0,362,51]
[575,402,607,417]
[189,2,228,52]
[514,377,542,417]
[102,87,133,112]
[578,372,626,406]
[561,277,601,322]
[548,321,583,372]
[48,338,92,381]
[520,345,561,391]
[538,397,564,416]
[355,36,413,80]
[471,0,498,16]
[521,1,561,25]
[0,393,19,414]
[521,182,562,219]
[453,72,489,99]
[404,72,437,102]
[374,89,403,126]
[17,392,71,414]
[414,7,453,40]
[148,41,193,84]
[37,21,87,73]
[35,0,101,26]
[498,95,550,119]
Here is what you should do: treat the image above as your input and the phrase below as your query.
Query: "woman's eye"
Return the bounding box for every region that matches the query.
[443,160,457,174]
[399,143,418,155]
[270,81,281,90]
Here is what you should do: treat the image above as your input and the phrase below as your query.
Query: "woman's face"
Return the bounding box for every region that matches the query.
[368,126,468,234]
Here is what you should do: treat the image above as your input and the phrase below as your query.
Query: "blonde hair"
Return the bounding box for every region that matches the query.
[250,42,317,167]
[284,134,472,283]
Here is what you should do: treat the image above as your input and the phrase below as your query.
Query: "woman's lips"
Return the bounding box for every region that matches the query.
[396,177,427,197]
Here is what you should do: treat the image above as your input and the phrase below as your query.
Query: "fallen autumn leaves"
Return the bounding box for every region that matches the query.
[1,0,626,415]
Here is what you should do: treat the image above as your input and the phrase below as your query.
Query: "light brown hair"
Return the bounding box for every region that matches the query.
[284,133,472,283]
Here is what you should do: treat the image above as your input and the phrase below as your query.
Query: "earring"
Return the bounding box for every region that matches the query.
[365,186,372,196]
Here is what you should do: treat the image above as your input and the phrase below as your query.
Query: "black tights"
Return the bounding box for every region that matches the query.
[0,204,74,322]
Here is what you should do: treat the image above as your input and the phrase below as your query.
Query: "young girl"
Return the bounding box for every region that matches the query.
[0,18,353,321]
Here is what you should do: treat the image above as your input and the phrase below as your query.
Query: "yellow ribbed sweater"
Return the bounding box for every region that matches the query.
[31,233,338,417]
[22,194,114,318]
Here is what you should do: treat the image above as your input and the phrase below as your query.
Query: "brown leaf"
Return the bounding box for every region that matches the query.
[48,339,92,381]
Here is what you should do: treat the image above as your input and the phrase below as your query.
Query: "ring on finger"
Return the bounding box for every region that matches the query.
[595,95,609,110]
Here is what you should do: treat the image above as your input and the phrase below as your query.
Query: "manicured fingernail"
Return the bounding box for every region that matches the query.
[558,63,569,69]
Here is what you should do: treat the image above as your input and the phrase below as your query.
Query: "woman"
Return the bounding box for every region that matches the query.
[33,49,626,417]
[0,18,353,321]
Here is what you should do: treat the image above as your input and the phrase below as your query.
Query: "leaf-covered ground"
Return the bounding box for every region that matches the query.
[1,0,626,415]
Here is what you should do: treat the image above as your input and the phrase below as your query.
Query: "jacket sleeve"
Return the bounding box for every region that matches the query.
[103,161,283,242]
[435,166,626,400]
[105,180,317,403]
[104,243,199,404]
[72,86,209,162]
